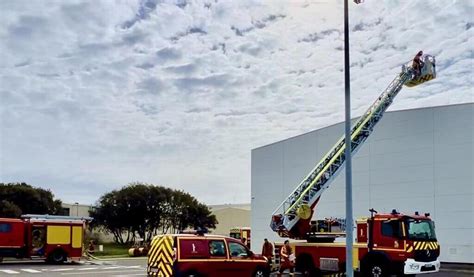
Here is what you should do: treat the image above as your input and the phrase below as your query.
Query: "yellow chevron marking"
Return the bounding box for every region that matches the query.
[148,235,174,277]
[148,237,161,258]
[158,261,172,276]
[411,241,441,251]
[157,252,173,265]
[150,236,173,262]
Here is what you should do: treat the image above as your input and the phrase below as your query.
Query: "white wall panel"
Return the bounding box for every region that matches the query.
[435,177,473,196]
[251,103,474,263]
[370,164,434,186]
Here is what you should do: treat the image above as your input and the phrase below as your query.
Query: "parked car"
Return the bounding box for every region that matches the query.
[147,233,269,277]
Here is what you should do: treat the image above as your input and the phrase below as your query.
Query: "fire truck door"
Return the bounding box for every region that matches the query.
[30,226,46,256]
[0,222,24,248]
[226,241,254,277]
[72,226,82,248]
[377,219,403,250]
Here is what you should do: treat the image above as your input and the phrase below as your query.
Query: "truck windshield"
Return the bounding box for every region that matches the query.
[406,218,436,241]
[230,233,241,239]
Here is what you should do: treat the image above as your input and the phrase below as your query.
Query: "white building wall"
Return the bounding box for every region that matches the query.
[251,103,473,263]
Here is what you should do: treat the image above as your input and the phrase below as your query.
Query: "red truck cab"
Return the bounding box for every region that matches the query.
[361,211,440,276]
[0,219,27,260]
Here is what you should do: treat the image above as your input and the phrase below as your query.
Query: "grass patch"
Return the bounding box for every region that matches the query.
[92,243,131,257]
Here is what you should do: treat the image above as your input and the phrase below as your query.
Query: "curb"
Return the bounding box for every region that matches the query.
[87,256,147,261]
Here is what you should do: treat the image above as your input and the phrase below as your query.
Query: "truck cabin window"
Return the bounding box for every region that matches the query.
[381,220,402,238]
[230,233,241,239]
[406,218,436,241]
[229,242,249,258]
[209,240,226,257]
[0,223,12,233]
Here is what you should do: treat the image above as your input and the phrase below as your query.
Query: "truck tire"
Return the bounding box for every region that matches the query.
[47,249,67,264]
[183,271,201,277]
[295,254,321,277]
[253,266,269,277]
[363,260,389,277]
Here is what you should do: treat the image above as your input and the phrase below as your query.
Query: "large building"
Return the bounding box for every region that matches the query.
[61,202,93,218]
[251,103,473,263]
[209,203,250,236]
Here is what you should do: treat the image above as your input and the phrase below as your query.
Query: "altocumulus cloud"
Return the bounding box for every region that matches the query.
[0,0,472,205]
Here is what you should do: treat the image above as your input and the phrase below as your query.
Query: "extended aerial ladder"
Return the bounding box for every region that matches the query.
[270,54,436,239]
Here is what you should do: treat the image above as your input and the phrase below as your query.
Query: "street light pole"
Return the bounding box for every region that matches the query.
[344,0,354,276]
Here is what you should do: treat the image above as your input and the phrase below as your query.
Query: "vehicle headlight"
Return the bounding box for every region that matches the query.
[410,264,420,270]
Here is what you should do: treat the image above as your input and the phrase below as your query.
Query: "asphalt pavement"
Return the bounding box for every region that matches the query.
[0,257,472,276]
[0,257,147,276]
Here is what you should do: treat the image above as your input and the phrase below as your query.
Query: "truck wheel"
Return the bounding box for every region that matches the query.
[364,261,389,277]
[183,271,201,277]
[253,266,268,277]
[48,250,67,264]
[295,254,321,277]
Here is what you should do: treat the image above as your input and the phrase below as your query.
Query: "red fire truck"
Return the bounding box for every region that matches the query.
[230,227,251,248]
[275,209,440,276]
[270,54,440,276]
[0,214,92,263]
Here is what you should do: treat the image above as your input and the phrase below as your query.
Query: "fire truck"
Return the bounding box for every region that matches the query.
[230,227,251,248]
[0,214,92,263]
[270,54,440,276]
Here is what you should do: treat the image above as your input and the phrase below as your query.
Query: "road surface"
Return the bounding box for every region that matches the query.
[0,257,472,276]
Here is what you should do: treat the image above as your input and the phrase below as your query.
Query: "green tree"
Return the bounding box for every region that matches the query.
[0,200,22,218]
[0,183,62,217]
[91,183,217,244]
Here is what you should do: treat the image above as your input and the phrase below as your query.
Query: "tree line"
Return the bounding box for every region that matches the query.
[0,183,62,217]
[90,183,217,244]
[0,182,217,244]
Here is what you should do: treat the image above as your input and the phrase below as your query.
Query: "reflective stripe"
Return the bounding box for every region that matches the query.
[147,235,174,277]
[411,241,439,251]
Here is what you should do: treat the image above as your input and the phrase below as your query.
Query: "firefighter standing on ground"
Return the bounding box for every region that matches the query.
[261,238,273,266]
[279,240,294,274]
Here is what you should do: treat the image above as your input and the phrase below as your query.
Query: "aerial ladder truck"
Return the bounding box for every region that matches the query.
[270,55,440,276]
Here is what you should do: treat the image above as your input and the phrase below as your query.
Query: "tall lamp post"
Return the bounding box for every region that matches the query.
[344,0,363,276]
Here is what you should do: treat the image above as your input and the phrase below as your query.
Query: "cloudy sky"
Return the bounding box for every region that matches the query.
[0,0,472,205]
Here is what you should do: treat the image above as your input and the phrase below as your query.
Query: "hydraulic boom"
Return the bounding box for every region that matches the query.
[270,55,436,239]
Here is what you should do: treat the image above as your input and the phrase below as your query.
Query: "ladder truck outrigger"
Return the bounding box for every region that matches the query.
[270,54,440,276]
